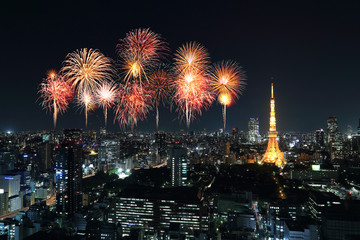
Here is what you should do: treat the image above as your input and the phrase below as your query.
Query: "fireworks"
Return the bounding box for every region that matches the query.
[117,28,168,85]
[210,60,246,130]
[36,30,247,131]
[114,83,153,131]
[61,48,114,95]
[39,72,73,128]
[146,65,174,128]
[95,81,118,127]
[173,71,214,128]
[174,42,209,74]
[77,90,96,128]
[173,42,213,128]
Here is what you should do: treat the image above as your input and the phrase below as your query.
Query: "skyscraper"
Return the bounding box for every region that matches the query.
[327,117,338,143]
[315,129,325,147]
[232,128,239,141]
[155,132,167,163]
[168,144,187,187]
[55,130,83,216]
[260,83,286,167]
[248,118,260,142]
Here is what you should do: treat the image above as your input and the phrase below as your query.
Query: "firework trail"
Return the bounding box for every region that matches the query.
[39,72,73,128]
[61,48,114,127]
[146,65,174,128]
[95,81,118,127]
[77,90,97,128]
[210,60,246,130]
[116,28,168,85]
[114,83,153,131]
[173,42,214,128]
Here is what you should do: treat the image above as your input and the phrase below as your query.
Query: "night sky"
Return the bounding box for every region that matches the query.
[1,1,360,133]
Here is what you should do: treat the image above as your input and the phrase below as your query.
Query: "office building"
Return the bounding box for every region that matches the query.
[168,144,187,187]
[248,118,260,142]
[109,187,209,238]
[55,138,83,216]
[327,117,338,143]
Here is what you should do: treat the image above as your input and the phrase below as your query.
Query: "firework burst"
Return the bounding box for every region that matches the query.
[95,81,118,127]
[174,42,209,74]
[146,65,174,128]
[61,48,114,95]
[173,42,213,128]
[173,71,214,128]
[117,28,168,85]
[210,60,246,130]
[77,90,97,128]
[114,83,153,131]
[39,72,73,128]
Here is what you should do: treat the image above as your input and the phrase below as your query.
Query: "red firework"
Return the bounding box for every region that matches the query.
[114,83,153,130]
[146,65,174,128]
[173,71,214,128]
[39,72,73,128]
[116,28,168,84]
[173,42,214,128]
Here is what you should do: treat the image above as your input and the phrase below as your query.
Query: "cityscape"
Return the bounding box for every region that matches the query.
[2,1,360,240]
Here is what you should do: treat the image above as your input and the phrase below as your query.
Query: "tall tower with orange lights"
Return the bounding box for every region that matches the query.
[260,83,286,167]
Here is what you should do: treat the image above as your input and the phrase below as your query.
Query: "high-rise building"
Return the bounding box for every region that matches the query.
[260,83,286,167]
[248,118,260,142]
[327,117,338,143]
[55,132,83,216]
[168,144,187,187]
[232,128,239,141]
[0,175,21,198]
[155,132,167,163]
[108,187,210,238]
[98,138,120,171]
[315,129,325,147]
[38,142,52,171]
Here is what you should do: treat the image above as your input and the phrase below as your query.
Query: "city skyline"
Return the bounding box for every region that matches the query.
[2,1,360,132]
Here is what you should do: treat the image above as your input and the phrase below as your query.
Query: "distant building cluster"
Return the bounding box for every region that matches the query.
[1,85,360,239]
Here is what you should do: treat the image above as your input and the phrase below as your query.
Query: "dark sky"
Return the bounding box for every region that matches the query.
[1,1,360,133]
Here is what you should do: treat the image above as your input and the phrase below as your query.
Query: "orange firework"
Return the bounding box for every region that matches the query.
[173,42,214,128]
[39,72,73,129]
[114,83,153,131]
[117,28,168,85]
[77,90,97,128]
[61,48,114,95]
[173,71,214,128]
[174,42,209,74]
[95,81,119,127]
[210,60,246,130]
[146,65,174,128]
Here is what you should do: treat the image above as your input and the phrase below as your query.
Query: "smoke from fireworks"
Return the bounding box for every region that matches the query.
[210,60,246,130]
[173,42,214,128]
[117,28,168,85]
[146,65,174,128]
[114,83,153,131]
[39,72,73,128]
[61,48,114,95]
[95,82,118,127]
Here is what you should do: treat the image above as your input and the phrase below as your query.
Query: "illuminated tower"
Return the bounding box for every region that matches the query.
[260,83,286,167]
